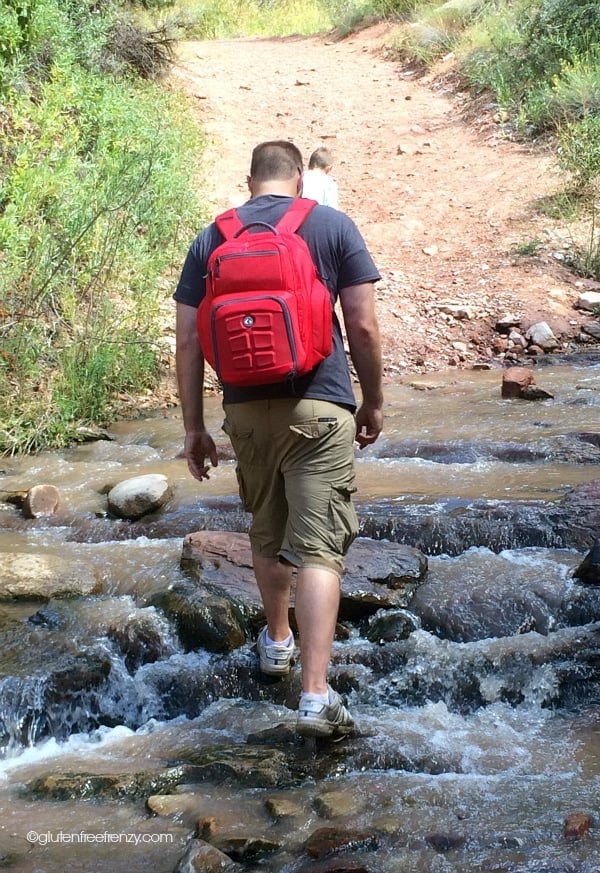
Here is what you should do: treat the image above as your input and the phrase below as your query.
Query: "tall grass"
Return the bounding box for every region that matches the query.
[0,0,205,454]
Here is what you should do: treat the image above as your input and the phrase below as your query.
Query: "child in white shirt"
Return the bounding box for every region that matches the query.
[302,146,339,209]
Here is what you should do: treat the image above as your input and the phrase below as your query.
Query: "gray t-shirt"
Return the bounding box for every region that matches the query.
[174,194,380,410]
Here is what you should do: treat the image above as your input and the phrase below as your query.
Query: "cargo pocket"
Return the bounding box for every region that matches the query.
[222,419,255,514]
[289,417,338,440]
[329,477,359,557]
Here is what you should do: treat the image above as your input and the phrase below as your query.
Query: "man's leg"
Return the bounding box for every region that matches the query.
[294,566,340,695]
[252,553,293,642]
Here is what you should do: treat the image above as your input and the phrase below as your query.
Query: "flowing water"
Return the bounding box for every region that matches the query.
[0,364,598,872]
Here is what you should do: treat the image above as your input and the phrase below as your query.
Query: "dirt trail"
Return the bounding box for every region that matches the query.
[170,23,592,378]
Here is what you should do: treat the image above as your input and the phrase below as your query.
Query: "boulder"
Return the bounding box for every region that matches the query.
[0,553,100,600]
[107,474,172,520]
[501,366,534,398]
[573,539,600,586]
[525,320,559,350]
[574,290,600,312]
[178,531,427,627]
[23,484,60,518]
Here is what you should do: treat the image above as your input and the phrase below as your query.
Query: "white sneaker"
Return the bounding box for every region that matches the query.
[296,687,354,739]
[256,627,295,676]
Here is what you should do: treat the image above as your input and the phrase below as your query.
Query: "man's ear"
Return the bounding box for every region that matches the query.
[246,175,253,194]
[296,174,304,196]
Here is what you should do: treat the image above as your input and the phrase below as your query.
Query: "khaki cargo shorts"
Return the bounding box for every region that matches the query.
[222,398,358,576]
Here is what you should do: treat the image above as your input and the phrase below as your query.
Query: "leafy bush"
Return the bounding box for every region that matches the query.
[557,113,600,190]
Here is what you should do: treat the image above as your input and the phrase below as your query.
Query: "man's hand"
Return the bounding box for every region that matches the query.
[355,402,383,450]
[184,430,218,481]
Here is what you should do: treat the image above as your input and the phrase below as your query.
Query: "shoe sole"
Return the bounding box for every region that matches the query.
[260,661,292,676]
[296,718,353,739]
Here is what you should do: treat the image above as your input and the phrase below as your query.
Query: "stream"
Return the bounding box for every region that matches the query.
[0,363,598,872]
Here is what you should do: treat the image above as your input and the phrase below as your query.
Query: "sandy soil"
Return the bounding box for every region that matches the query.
[167,22,597,383]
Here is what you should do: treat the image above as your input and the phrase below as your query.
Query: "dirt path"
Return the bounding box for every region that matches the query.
[170,23,591,378]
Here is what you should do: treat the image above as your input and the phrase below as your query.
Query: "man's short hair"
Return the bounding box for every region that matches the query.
[308,146,333,171]
[250,141,303,182]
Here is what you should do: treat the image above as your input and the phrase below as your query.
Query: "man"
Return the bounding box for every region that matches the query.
[175,140,383,739]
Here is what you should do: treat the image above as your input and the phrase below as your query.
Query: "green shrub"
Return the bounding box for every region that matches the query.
[0,0,205,454]
[557,113,600,190]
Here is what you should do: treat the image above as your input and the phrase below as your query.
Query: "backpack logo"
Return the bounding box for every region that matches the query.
[197,198,333,386]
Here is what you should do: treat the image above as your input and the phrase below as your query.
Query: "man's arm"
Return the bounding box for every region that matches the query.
[339,283,384,449]
[175,302,218,480]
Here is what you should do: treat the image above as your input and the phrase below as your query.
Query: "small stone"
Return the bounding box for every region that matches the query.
[563,812,592,840]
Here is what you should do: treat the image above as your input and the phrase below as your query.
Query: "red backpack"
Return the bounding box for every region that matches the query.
[197,198,333,386]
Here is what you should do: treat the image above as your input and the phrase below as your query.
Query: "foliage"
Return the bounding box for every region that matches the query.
[0,0,205,454]
[557,114,600,190]
[171,0,338,39]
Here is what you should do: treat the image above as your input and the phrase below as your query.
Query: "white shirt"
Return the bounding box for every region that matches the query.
[301,169,339,209]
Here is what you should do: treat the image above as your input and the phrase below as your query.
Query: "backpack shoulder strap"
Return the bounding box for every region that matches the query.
[214,208,244,241]
[276,198,317,234]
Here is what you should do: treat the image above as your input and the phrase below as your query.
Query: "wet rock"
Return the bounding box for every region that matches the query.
[364,608,420,644]
[578,432,600,449]
[563,811,592,840]
[556,478,600,551]
[573,540,600,586]
[265,796,304,820]
[196,817,217,840]
[247,723,297,747]
[23,484,60,518]
[107,474,172,520]
[359,476,600,556]
[344,538,427,591]
[173,838,239,872]
[180,531,264,628]
[340,538,427,619]
[0,553,101,600]
[303,826,379,858]
[47,654,111,696]
[409,570,563,641]
[212,835,281,862]
[147,792,200,817]
[296,862,371,873]
[26,766,186,801]
[314,789,366,819]
[371,435,600,465]
[520,384,554,400]
[73,425,114,442]
[179,532,428,626]
[108,614,171,672]
[151,582,247,653]
[426,831,466,852]
[363,623,600,712]
[501,366,534,398]
[176,746,294,788]
[28,605,62,628]
[0,653,112,750]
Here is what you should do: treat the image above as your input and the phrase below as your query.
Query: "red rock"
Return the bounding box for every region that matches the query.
[23,484,60,518]
[563,812,592,840]
[501,366,534,398]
